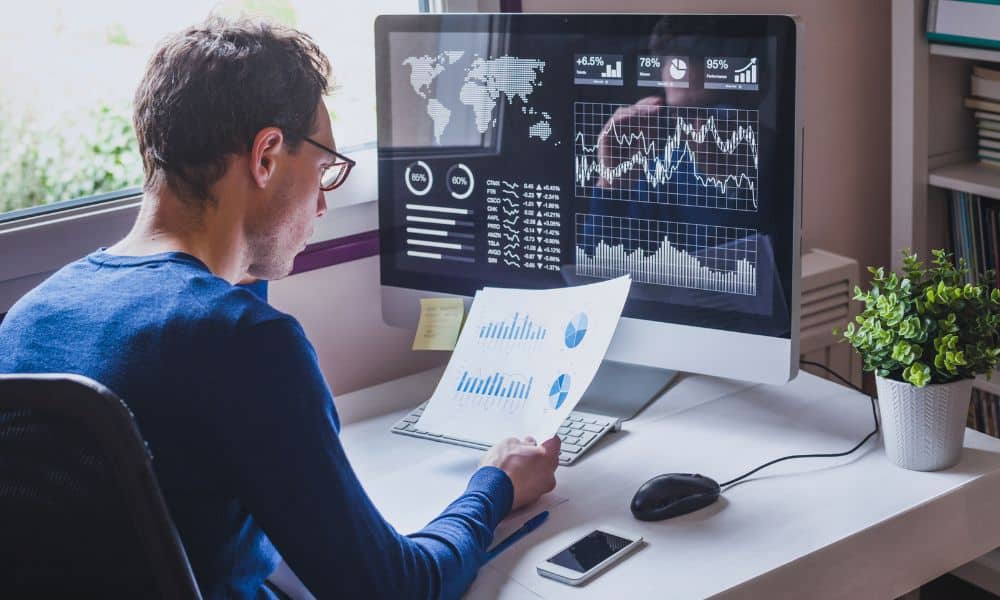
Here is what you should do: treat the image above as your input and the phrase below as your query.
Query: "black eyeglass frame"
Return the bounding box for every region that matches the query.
[303,136,356,191]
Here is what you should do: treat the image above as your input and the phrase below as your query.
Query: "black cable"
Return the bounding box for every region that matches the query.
[717,360,879,489]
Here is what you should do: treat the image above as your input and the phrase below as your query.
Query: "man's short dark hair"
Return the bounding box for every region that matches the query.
[133,17,332,205]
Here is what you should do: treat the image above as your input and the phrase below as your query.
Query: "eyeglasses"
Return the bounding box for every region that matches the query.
[303,136,356,191]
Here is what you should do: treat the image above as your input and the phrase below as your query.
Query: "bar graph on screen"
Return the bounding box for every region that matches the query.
[575,213,758,296]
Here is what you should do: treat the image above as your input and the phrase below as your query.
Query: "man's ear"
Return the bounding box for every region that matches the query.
[249,127,285,189]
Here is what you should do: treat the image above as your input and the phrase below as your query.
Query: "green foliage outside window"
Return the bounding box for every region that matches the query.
[0,103,143,214]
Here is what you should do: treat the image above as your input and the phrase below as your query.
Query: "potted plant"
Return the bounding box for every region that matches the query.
[840,250,1000,471]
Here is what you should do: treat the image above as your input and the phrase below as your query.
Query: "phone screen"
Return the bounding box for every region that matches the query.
[546,530,633,573]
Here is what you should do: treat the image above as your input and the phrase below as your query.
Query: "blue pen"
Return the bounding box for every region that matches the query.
[486,510,550,563]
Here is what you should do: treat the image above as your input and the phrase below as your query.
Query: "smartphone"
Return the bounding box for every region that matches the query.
[536,527,643,586]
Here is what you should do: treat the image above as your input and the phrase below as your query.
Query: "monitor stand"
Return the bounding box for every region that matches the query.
[575,360,679,421]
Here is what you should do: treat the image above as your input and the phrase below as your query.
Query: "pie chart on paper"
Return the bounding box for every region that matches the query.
[564,313,589,349]
[549,374,572,410]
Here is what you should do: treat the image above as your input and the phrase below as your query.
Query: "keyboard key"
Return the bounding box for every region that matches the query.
[568,430,583,437]
[403,424,416,431]
[580,417,598,424]
[566,415,582,422]
[403,416,418,423]
[578,431,597,445]
[558,427,571,435]
[582,424,603,433]
[562,445,581,454]
[393,423,408,430]
[570,422,585,430]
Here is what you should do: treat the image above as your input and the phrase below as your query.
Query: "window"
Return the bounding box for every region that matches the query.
[0,0,419,220]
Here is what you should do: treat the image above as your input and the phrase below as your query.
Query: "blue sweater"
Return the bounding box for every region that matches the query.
[0,250,513,599]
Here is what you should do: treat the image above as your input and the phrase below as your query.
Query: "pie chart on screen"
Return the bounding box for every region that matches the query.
[669,57,687,80]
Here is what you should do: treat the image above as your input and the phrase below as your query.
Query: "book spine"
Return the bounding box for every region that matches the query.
[975,195,981,280]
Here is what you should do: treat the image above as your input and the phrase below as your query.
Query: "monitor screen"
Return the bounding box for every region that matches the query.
[375,14,798,339]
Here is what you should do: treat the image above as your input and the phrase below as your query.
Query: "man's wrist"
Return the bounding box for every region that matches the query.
[467,466,514,524]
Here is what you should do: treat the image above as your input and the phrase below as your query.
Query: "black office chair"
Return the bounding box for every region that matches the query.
[0,373,202,599]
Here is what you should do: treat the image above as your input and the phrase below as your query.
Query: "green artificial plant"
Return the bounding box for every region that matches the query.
[840,249,1000,387]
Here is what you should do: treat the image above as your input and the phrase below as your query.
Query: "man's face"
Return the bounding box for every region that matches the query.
[245,100,332,280]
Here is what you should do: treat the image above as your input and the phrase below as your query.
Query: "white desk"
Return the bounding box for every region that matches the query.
[338,368,1000,599]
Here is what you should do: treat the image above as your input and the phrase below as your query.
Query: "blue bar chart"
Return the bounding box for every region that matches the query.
[456,370,534,398]
[455,370,534,413]
[479,312,547,341]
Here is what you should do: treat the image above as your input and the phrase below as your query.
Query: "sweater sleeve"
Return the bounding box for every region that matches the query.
[215,317,513,600]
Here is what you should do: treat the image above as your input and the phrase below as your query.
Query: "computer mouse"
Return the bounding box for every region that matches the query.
[630,473,722,521]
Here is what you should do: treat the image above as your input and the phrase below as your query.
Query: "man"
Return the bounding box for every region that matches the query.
[0,18,559,599]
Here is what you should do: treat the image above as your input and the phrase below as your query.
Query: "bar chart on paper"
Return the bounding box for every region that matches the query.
[575,213,758,296]
[455,370,534,414]
[412,277,632,443]
[479,312,548,342]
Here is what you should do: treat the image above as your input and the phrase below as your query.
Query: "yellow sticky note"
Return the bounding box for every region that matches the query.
[412,298,465,351]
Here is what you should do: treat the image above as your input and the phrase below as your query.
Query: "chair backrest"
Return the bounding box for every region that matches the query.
[0,373,202,599]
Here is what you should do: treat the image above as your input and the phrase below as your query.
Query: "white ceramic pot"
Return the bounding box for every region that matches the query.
[875,375,974,471]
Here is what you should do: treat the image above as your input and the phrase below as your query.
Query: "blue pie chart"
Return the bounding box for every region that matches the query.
[549,374,572,410]
[564,313,588,349]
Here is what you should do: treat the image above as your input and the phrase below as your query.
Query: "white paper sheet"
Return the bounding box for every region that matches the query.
[415,276,631,444]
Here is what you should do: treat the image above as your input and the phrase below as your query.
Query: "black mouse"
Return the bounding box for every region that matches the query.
[630,473,722,521]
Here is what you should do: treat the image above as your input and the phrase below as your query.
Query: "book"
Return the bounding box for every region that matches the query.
[980,128,1000,140]
[966,97,1000,113]
[973,75,1000,102]
[975,66,1000,82]
[981,138,1000,151]
[976,111,1000,124]
[928,0,1000,50]
[947,190,1000,285]
[980,148,1000,161]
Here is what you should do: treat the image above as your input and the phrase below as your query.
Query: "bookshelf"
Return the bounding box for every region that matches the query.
[931,42,1000,63]
[929,161,1000,198]
[893,0,1000,593]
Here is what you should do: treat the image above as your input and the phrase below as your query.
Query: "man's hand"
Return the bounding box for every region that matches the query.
[480,436,560,512]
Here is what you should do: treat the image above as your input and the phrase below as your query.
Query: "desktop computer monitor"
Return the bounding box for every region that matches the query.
[374,13,802,408]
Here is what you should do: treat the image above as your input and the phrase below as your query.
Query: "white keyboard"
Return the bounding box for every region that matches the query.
[391,402,618,465]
